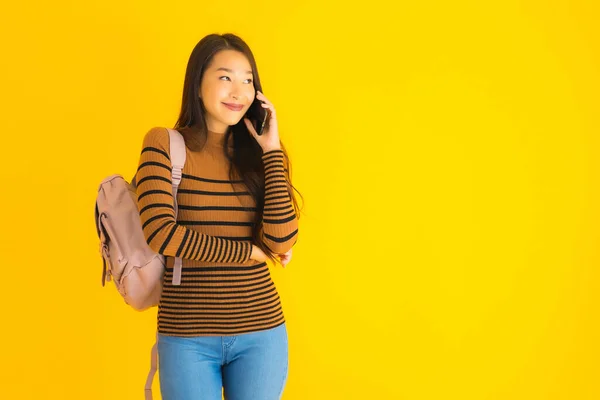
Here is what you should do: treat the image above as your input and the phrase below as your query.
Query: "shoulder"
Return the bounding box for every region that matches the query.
[141,126,170,149]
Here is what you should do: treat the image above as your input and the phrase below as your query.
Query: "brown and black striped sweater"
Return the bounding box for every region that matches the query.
[135,127,298,337]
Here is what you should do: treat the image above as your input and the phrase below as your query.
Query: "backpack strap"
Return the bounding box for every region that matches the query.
[144,330,159,400]
[167,128,186,286]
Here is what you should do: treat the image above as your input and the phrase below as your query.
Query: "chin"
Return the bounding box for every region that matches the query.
[224,117,243,126]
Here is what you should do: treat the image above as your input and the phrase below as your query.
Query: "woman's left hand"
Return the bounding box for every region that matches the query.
[243,91,281,152]
[276,248,293,268]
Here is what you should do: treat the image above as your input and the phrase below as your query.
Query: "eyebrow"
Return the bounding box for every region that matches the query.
[216,67,253,75]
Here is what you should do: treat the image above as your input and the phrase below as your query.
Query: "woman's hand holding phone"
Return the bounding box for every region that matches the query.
[243,91,281,153]
[245,91,292,268]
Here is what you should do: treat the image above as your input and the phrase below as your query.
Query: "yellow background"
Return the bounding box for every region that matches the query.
[0,1,598,399]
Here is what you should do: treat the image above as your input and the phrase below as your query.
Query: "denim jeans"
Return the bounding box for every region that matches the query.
[157,322,288,400]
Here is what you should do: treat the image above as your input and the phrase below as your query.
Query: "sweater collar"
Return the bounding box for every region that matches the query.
[205,128,234,148]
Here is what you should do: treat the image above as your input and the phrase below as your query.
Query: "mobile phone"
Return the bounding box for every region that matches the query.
[246,96,270,135]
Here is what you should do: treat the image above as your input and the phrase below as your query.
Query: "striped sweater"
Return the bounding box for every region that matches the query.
[135,127,298,336]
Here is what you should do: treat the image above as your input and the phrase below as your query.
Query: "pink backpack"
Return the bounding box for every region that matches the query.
[94,128,186,399]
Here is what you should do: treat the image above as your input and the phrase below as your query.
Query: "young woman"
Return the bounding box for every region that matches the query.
[134,33,302,400]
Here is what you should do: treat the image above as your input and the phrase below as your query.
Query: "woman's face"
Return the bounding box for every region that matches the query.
[200,50,256,133]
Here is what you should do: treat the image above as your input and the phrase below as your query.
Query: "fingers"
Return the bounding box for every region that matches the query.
[276,248,292,267]
[256,91,271,106]
[261,103,276,119]
[256,91,277,119]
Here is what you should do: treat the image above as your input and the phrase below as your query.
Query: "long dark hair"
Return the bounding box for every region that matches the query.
[173,33,303,263]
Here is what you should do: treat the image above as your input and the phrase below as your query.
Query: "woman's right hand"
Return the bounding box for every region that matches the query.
[250,245,268,262]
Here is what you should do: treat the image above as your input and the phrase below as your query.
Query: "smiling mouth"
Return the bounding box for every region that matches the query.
[222,103,244,111]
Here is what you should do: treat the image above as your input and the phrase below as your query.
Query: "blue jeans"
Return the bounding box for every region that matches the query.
[157,323,289,400]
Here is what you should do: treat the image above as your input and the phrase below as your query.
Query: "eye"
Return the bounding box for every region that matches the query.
[219,76,253,84]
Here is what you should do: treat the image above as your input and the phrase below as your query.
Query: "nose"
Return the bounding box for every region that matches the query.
[231,92,247,104]
[230,82,249,102]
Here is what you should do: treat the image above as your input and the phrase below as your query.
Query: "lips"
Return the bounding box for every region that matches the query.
[223,103,244,111]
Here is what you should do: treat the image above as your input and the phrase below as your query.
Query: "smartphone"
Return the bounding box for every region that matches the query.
[246,95,270,135]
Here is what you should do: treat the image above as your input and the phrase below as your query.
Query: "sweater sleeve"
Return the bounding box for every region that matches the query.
[260,149,299,253]
[135,127,252,263]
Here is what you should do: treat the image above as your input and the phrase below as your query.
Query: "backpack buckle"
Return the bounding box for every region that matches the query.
[171,165,183,185]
